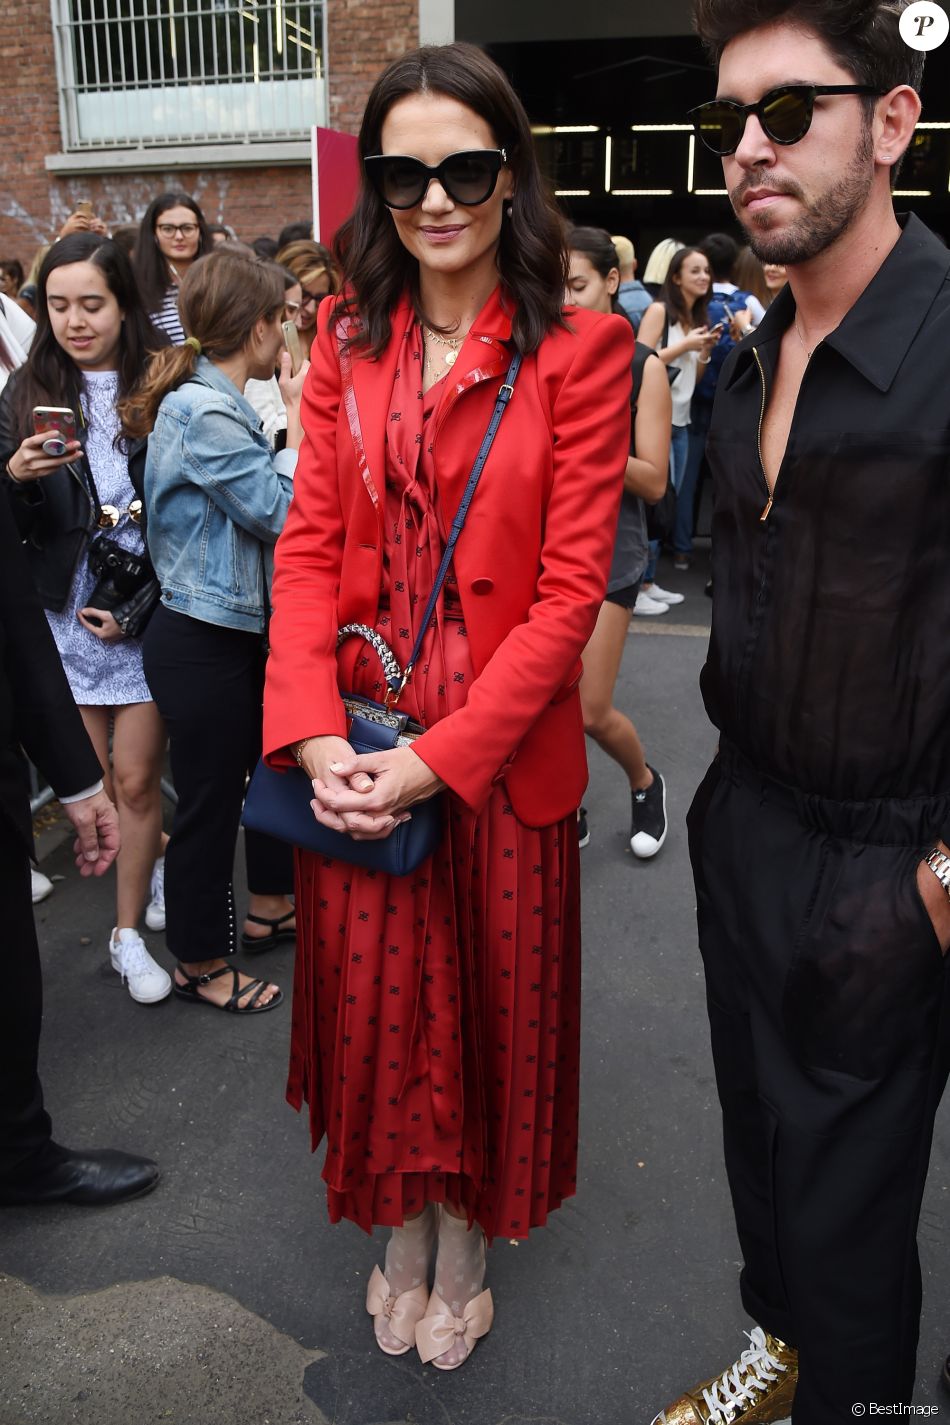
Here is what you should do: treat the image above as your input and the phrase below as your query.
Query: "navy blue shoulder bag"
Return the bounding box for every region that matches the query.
[242,350,522,876]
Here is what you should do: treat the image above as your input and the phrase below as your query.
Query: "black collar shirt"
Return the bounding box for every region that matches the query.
[702,212,950,824]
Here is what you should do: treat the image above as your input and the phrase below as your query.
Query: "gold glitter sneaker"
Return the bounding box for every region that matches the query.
[652,1326,797,1425]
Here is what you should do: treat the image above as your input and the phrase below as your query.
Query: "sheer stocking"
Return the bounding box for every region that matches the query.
[431,1209,487,1368]
[374,1203,437,1354]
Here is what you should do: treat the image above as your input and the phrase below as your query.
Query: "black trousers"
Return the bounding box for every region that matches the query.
[142,605,292,964]
[0,828,62,1180]
[688,743,950,1423]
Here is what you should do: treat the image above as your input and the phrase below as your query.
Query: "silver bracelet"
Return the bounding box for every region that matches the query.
[925,847,950,898]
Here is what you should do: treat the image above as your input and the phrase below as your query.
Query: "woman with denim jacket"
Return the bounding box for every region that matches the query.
[0,233,172,1005]
[122,246,309,1015]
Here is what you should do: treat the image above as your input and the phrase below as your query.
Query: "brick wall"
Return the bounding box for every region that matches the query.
[327,0,418,133]
[0,0,418,270]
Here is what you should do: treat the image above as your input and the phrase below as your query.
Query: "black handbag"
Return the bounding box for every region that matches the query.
[242,350,523,875]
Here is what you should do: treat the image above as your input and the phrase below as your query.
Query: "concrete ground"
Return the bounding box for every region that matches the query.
[3,547,950,1425]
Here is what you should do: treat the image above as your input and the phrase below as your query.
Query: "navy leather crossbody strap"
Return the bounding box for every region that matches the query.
[402,352,522,689]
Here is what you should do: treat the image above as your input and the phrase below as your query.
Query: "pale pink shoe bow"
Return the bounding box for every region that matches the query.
[415,1287,494,1366]
[365,1265,429,1352]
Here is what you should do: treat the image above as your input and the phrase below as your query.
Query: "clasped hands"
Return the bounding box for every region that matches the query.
[302,735,446,841]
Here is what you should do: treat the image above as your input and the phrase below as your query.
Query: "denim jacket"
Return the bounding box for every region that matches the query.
[144,357,296,634]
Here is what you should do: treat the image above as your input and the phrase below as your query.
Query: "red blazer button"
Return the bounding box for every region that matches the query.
[471,577,494,594]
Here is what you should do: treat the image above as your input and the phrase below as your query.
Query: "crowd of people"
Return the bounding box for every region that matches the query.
[0,206,338,1005]
[0,183,785,892]
[4,0,950,1420]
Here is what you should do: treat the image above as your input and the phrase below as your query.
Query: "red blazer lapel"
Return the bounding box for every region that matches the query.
[431,288,514,506]
[338,298,413,521]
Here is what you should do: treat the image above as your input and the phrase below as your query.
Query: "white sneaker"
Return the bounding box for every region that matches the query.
[31,868,54,904]
[633,590,670,617]
[144,856,165,932]
[109,928,171,1004]
[646,582,685,606]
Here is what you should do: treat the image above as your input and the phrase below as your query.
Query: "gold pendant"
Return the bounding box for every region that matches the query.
[444,349,458,366]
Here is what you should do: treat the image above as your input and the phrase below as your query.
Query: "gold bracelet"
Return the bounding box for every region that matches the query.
[293,737,317,767]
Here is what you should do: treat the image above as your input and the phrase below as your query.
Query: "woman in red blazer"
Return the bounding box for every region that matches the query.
[263,42,633,1370]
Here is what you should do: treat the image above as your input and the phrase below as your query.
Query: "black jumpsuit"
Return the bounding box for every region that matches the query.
[692,212,950,1422]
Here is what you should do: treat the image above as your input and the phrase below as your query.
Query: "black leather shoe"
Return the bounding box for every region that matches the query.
[0,1147,160,1207]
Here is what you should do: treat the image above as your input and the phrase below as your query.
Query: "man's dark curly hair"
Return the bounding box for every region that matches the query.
[693,0,925,96]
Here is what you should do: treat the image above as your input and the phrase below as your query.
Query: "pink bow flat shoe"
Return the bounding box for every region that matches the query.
[415,1286,494,1370]
[365,1264,430,1357]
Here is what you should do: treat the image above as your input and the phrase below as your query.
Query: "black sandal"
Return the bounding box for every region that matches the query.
[240,908,296,954]
[173,963,283,1014]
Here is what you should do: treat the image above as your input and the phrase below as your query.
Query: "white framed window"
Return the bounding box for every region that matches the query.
[50,0,327,152]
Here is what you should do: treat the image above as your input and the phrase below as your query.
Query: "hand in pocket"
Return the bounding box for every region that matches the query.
[916,851,950,956]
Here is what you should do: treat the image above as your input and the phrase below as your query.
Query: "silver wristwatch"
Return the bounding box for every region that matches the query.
[925,847,950,898]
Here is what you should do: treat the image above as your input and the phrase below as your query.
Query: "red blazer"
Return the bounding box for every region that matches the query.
[263,288,633,827]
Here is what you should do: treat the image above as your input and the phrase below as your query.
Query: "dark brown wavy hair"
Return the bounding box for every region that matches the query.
[334,42,567,358]
[694,0,924,94]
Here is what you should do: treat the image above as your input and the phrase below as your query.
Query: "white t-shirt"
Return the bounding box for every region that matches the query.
[244,376,288,450]
[0,296,34,392]
[668,320,701,428]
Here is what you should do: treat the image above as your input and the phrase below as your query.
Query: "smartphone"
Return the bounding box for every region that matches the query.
[33,406,78,457]
[281,320,303,376]
[75,200,94,217]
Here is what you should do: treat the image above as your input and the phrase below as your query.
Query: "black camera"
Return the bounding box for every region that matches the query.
[87,534,152,610]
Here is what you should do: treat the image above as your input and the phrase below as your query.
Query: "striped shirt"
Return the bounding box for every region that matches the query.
[149,284,184,345]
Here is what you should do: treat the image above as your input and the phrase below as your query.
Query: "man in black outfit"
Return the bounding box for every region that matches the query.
[656,2,950,1422]
[0,492,159,1206]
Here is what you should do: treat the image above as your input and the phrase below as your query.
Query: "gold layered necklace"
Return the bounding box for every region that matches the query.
[423,325,464,368]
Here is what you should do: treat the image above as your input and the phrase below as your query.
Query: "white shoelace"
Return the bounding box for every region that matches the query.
[150,858,165,902]
[700,1327,788,1424]
[116,935,154,977]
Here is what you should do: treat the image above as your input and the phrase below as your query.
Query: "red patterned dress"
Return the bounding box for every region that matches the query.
[290,319,581,1242]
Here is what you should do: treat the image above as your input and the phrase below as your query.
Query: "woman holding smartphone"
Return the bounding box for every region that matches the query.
[262,43,632,1368]
[121,246,309,1015]
[0,233,171,1002]
[244,266,305,450]
[637,248,717,589]
[274,240,338,357]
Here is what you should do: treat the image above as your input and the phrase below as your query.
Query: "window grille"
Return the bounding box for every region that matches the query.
[50,0,326,151]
